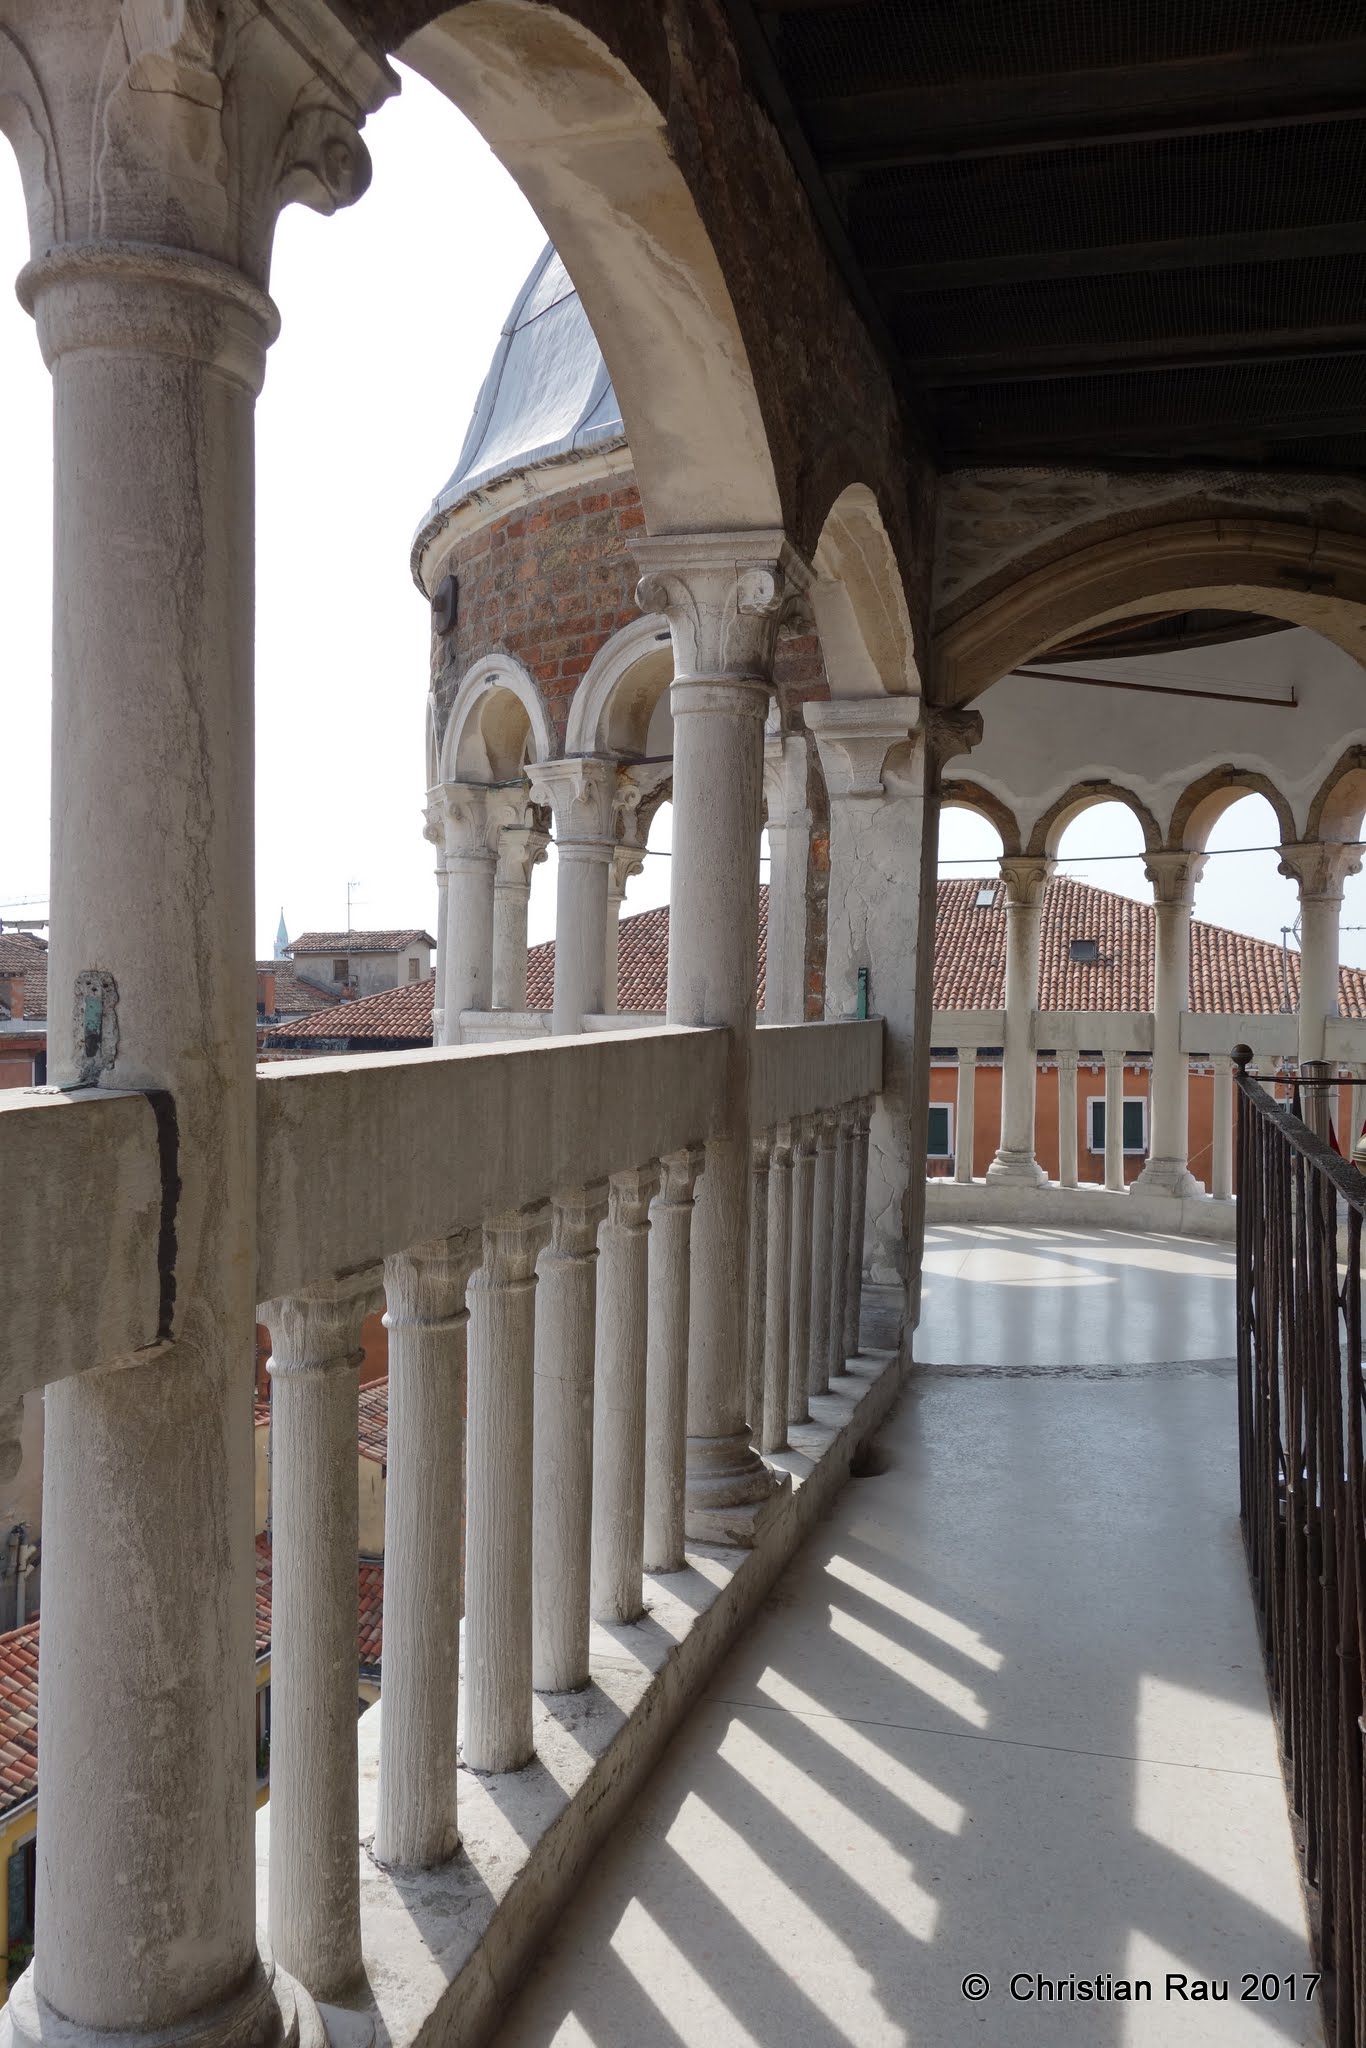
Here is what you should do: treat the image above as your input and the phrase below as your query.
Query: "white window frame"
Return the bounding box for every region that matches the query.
[927,1101,955,1160]
[1086,1094,1148,1156]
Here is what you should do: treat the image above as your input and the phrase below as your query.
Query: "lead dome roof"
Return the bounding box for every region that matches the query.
[424,244,625,527]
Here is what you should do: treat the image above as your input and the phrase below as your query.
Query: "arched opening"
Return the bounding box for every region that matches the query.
[400,4,782,536]
[565,616,675,761]
[810,482,920,698]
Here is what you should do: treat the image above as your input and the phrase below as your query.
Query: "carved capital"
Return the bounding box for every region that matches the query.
[924,704,985,774]
[1143,849,1207,906]
[998,854,1055,909]
[606,1163,661,1233]
[495,821,550,892]
[633,531,811,686]
[439,780,508,862]
[805,697,922,800]
[382,1231,482,1332]
[1278,839,1364,902]
[260,1267,384,1372]
[476,1203,551,1287]
[528,756,618,848]
[545,1183,609,1262]
[656,1145,705,1205]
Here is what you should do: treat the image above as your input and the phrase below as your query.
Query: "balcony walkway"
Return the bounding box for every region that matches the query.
[490,1226,1319,2047]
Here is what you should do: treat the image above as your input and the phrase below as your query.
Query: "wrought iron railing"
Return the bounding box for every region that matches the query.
[1235,1046,1366,2045]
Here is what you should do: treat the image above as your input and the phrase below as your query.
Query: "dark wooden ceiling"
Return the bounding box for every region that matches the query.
[726,0,1366,472]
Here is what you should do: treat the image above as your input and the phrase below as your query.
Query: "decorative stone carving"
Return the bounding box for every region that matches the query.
[528,756,618,848]
[1278,840,1364,902]
[1143,849,1207,906]
[997,854,1055,910]
[633,532,810,683]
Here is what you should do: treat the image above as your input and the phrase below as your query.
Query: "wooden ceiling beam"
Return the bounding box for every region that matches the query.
[906,331,1366,387]
[871,224,1366,294]
[938,408,1366,462]
[804,43,1366,168]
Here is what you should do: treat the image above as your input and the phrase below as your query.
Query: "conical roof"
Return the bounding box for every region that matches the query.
[421,245,625,533]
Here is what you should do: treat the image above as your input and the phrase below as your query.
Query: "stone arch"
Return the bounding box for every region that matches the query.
[934,516,1366,708]
[1026,782,1162,860]
[564,614,675,759]
[1308,744,1366,842]
[1167,766,1296,851]
[440,654,554,784]
[401,5,781,537]
[810,483,920,697]
[939,780,1022,858]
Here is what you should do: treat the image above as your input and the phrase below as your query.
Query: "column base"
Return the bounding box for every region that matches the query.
[684,1431,783,1547]
[985,1149,1047,1187]
[1131,1158,1206,1198]
[1,1954,322,2048]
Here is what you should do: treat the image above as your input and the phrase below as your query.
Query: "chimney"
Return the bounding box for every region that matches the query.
[7,975,22,1020]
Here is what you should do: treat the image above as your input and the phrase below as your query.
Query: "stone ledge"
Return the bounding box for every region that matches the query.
[253,1348,906,2047]
[925,1176,1236,1241]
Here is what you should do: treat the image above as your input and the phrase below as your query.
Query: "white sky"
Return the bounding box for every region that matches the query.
[2,63,1363,968]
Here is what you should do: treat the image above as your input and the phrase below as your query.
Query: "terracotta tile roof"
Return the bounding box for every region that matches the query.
[255,1534,385,1681]
[0,963,46,1023]
[0,934,46,973]
[275,976,438,1043]
[933,874,1366,1016]
[257,964,346,1016]
[289,930,434,955]
[358,1379,387,1466]
[0,1623,38,1818]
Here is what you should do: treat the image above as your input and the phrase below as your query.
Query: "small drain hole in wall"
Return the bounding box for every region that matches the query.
[849,1439,892,1479]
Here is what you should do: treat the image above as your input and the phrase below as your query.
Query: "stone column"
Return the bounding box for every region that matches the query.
[644,1149,704,1574]
[762,733,812,1024]
[1057,1049,1080,1189]
[1211,1054,1234,1202]
[809,1111,837,1397]
[636,536,805,1544]
[531,758,618,1034]
[465,1204,549,1773]
[1133,851,1206,1196]
[953,1050,977,1183]
[807,701,981,1299]
[760,1126,794,1454]
[492,817,549,1013]
[1104,1051,1126,1192]
[843,1098,872,1360]
[1279,841,1363,1095]
[591,1165,660,1623]
[441,782,499,1039]
[789,1120,816,1425]
[2,19,390,2047]
[828,1106,855,1381]
[987,855,1054,1185]
[374,1232,481,1869]
[532,1185,607,1692]
[260,1274,383,1999]
[424,792,449,1045]
[604,843,647,1014]
[745,1138,770,1431]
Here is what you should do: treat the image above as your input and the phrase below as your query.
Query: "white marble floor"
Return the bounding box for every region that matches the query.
[489,1228,1320,2048]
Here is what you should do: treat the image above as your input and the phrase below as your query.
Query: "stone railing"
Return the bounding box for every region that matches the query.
[925,1006,1366,1234]
[3,1015,882,2026]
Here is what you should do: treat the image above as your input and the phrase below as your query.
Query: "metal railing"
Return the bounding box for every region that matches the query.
[1235,1046,1366,2044]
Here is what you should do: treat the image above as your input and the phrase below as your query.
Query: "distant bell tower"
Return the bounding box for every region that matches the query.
[274,908,290,961]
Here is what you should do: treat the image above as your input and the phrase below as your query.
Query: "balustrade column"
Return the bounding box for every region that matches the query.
[987,856,1054,1185]
[1104,1051,1126,1192]
[745,1139,770,1430]
[592,1166,661,1622]
[644,1150,704,1573]
[789,1120,816,1425]
[492,819,549,1013]
[843,1098,871,1361]
[954,1050,976,1183]
[441,784,500,1040]
[1134,851,1206,1196]
[637,537,803,1543]
[532,758,618,1034]
[374,1235,481,1868]
[809,1112,837,1397]
[605,844,646,1013]
[1057,1049,1079,1189]
[760,1127,794,1453]
[828,1107,855,1382]
[762,734,811,1024]
[7,26,390,2045]
[260,1274,383,1998]
[1211,1054,1234,1202]
[533,1186,607,1691]
[465,1204,549,1772]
